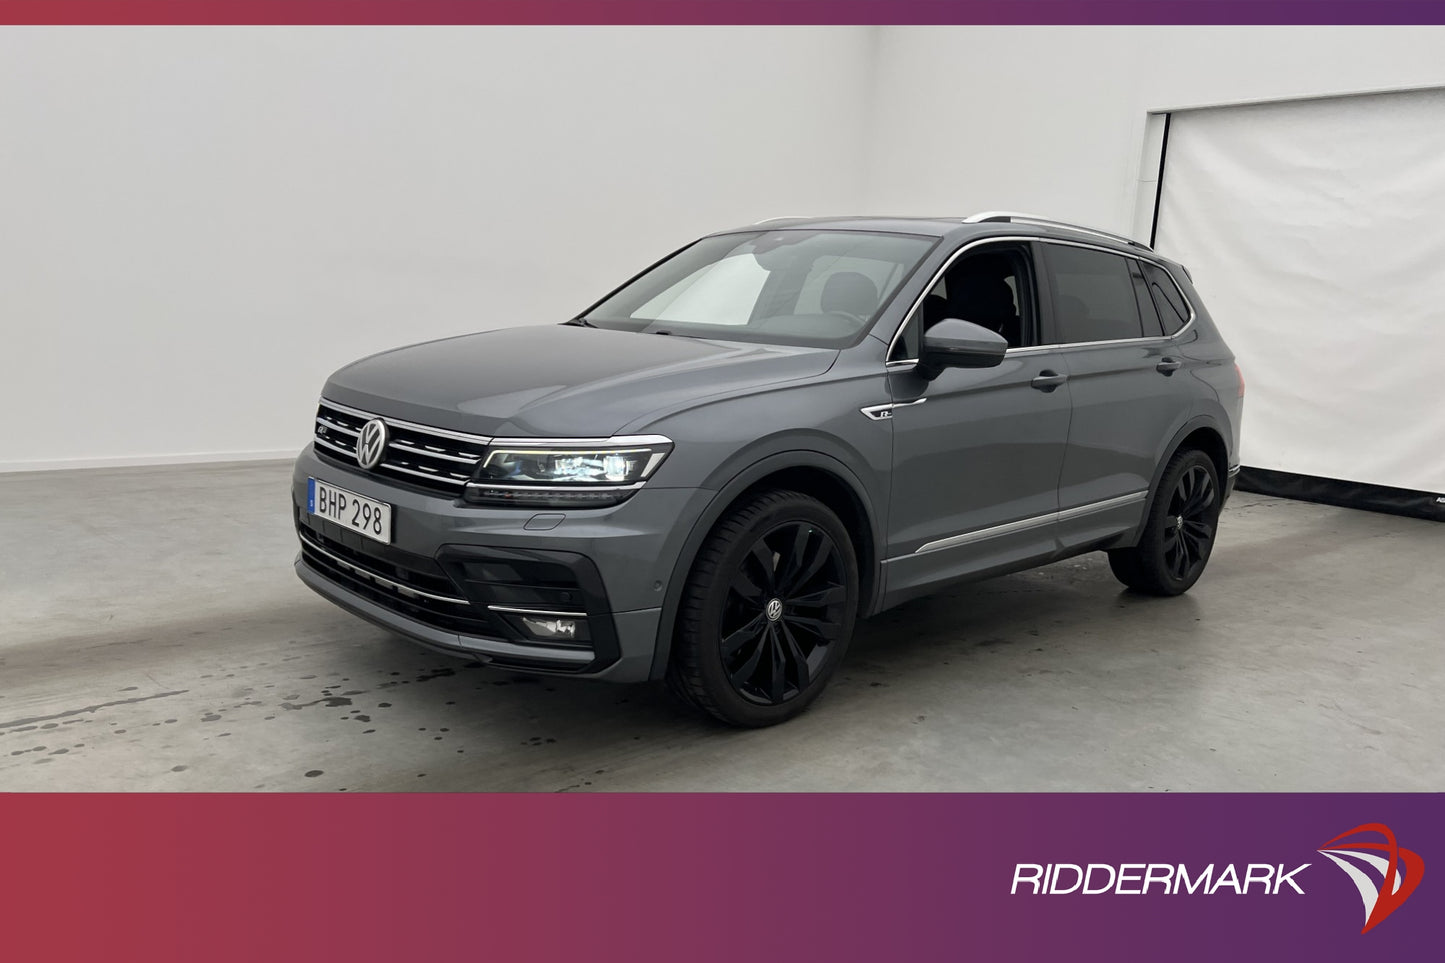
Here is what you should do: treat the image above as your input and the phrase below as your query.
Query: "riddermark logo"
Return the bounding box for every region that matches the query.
[1011,822,1425,934]
[1317,823,1425,934]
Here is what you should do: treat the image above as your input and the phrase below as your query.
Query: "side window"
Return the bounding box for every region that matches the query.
[890,244,1035,360]
[1142,262,1191,335]
[1045,245,1144,344]
[1129,261,1165,338]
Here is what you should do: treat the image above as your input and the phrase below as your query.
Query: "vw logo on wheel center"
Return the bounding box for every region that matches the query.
[356,419,389,470]
[765,598,783,622]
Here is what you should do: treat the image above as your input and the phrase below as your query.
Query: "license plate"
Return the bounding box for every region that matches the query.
[308,477,392,544]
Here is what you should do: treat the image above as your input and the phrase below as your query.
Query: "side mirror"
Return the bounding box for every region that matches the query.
[918,318,1008,379]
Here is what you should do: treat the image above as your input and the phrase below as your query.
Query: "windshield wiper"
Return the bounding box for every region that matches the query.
[564,317,597,328]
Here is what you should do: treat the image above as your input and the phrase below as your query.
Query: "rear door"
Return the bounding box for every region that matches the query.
[1039,241,1192,551]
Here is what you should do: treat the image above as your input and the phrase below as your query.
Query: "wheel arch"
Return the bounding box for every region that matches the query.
[646,451,883,680]
[1135,416,1232,537]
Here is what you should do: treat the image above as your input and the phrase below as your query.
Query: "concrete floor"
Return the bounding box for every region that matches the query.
[1,460,1440,792]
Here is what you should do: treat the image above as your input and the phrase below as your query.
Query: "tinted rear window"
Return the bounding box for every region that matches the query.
[1142,262,1192,335]
[1045,245,1143,344]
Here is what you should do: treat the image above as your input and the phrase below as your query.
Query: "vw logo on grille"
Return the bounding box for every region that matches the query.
[765,598,783,622]
[356,419,389,470]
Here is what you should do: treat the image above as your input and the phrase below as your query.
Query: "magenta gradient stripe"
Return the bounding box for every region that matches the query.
[5,1,1445,24]
[0,793,1439,962]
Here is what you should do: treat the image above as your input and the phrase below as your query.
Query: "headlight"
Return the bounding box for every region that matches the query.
[463,437,672,508]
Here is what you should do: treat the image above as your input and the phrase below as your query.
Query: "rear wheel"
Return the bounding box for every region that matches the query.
[1108,449,1221,596]
[668,490,858,727]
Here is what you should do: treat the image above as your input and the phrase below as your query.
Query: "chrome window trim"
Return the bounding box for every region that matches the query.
[486,605,588,619]
[884,236,1197,366]
[319,398,494,446]
[883,491,1147,562]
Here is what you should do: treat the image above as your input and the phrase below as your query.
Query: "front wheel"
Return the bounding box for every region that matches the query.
[668,490,859,727]
[1108,449,1221,596]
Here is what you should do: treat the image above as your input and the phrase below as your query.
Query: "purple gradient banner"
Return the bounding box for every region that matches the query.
[1,793,1436,961]
[6,1,1445,25]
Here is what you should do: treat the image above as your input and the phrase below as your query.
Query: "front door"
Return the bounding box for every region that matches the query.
[881,241,1072,605]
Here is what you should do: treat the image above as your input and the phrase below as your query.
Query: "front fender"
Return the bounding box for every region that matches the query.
[645,447,887,681]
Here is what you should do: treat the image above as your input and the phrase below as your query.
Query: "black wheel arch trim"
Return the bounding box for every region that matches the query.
[647,449,884,681]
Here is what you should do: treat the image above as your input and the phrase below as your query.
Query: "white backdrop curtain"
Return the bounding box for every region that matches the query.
[1154,87,1445,496]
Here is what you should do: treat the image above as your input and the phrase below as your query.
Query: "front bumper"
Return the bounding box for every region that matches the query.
[291,444,713,682]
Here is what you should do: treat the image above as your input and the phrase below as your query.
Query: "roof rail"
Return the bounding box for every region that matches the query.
[962,211,1151,250]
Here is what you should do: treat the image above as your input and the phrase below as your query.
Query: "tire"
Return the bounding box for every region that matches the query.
[1108,448,1222,596]
[667,489,859,727]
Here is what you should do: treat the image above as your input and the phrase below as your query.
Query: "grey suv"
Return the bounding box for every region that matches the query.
[292,213,1242,726]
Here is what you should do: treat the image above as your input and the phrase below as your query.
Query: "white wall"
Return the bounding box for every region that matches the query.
[865,26,1445,233]
[9,25,1445,470]
[0,26,872,470]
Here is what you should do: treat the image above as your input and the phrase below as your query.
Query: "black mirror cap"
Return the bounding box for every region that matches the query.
[918,318,1008,378]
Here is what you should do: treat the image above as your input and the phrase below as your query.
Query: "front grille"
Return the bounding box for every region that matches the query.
[313,399,490,496]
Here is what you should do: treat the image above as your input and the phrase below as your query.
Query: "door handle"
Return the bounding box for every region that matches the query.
[1156,357,1183,374]
[1031,370,1067,392]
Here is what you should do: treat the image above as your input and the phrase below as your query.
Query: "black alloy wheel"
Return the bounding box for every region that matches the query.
[1161,464,1216,582]
[1108,448,1222,596]
[669,490,859,727]
[719,521,847,705]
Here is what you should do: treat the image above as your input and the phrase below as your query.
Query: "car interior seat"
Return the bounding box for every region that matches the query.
[946,254,1021,347]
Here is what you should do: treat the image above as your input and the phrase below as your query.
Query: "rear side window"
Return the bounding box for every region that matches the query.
[1129,261,1165,337]
[1142,262,1192,334]
[1044,245,1143,344]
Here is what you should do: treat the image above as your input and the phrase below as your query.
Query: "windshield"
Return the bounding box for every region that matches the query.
[580,230,936,347]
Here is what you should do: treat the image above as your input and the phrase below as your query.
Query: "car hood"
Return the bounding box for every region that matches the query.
[322,324,838,437]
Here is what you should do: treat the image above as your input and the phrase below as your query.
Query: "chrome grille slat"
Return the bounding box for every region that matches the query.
[317,416,359,436]
[315,435,356,457]
[388,439,478,464]
[314,399,488,496]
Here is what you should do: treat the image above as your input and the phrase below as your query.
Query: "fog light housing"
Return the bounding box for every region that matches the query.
[520,615,581,640]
